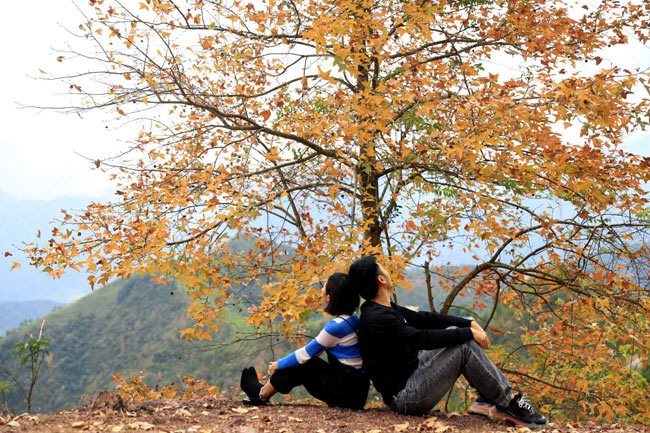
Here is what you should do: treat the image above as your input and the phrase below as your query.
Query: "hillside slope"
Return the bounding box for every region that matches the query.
[0,276,297,413]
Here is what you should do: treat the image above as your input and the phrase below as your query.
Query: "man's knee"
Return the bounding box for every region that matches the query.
[465,339,483,352]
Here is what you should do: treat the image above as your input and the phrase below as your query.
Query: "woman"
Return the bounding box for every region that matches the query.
[240,272,369,409]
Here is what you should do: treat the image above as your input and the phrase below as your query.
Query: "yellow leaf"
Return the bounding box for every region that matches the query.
[393,423,409,432]
[231,407,249,414]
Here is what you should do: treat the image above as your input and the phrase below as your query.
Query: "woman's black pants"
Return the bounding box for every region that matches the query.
[269,357,369,409]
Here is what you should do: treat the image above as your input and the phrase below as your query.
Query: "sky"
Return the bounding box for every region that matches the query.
[0,1,119,201]
[0,2,648,202]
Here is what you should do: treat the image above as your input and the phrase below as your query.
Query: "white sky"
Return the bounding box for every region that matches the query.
[0,2,648,201]
[0,1,119,201]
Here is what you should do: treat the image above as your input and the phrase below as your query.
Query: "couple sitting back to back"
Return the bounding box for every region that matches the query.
[240,256,548,429]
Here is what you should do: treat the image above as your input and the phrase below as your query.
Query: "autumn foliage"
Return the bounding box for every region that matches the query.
[21,0,650,422]
[112,372,221,404]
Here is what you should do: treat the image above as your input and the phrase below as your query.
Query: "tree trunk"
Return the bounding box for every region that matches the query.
[358,141,382,248]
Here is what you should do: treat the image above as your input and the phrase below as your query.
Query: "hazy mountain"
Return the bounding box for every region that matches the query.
[0,300,64,336]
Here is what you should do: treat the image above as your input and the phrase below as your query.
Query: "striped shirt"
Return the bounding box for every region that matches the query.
[277,313,362,370]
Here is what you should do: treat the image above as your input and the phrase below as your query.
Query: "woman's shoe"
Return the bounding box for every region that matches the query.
[240,366,267,406]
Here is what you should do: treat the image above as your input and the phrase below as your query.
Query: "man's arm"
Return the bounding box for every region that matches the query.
[393,303,472,330]
[371,306,473,350]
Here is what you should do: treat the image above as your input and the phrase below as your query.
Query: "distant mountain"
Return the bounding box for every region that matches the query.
[0,300,64,336]
[0,191,98,303]
[0,275,299,413]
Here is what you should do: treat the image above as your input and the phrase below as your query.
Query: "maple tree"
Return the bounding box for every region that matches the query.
[21,0,649,421]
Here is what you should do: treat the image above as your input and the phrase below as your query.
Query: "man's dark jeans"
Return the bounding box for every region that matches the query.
[391,340,512,415]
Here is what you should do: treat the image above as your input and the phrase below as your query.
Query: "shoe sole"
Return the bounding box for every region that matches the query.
[469,404,548,430]
[242,397,268,406]
[490,407,548,430]
[468,403,493,417]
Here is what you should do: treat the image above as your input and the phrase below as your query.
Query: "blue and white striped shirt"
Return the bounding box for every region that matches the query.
[277,313,362,370]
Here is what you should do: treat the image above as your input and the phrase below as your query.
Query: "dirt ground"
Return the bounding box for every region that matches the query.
[0,394,647,433]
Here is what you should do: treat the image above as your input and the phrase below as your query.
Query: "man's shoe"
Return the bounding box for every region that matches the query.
[468,395,494,417]
[492,393,548,429]
[240,367,267,406]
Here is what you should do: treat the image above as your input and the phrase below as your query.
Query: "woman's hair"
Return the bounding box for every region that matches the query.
[324,272,359,316]
[348,256,379,300]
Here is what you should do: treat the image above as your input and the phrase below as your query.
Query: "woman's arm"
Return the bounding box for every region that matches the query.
[276,334,330,369]
[275,318,349,370]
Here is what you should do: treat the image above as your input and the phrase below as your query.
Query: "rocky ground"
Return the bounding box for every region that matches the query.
[0,394,646,433]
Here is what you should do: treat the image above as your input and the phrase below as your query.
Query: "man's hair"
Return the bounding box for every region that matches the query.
[324,272,359,316]
[348,256,379,300]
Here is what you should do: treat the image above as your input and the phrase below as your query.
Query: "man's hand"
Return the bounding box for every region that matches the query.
[470,320,490,349]
[268,361,279,376]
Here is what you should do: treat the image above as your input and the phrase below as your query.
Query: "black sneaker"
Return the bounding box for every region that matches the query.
[240,366,267,405]
[492,393,548,429]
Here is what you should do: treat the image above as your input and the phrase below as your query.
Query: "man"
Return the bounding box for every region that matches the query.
[348,256,548,429]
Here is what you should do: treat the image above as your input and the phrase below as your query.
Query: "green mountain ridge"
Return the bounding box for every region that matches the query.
[0,275,297,413]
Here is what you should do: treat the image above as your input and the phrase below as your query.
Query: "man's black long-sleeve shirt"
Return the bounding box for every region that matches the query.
[358,300,473,404]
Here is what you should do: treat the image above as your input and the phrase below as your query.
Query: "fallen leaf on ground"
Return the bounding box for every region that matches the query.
[423,417,438,427]
[231,407,249,414]
[288,416,303,422]
[394,422,410,432]
[71,420,87,429]
[7,420,21,428]
[175,408,193,417]
[109,425,124,432]
[128,421,155,430]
